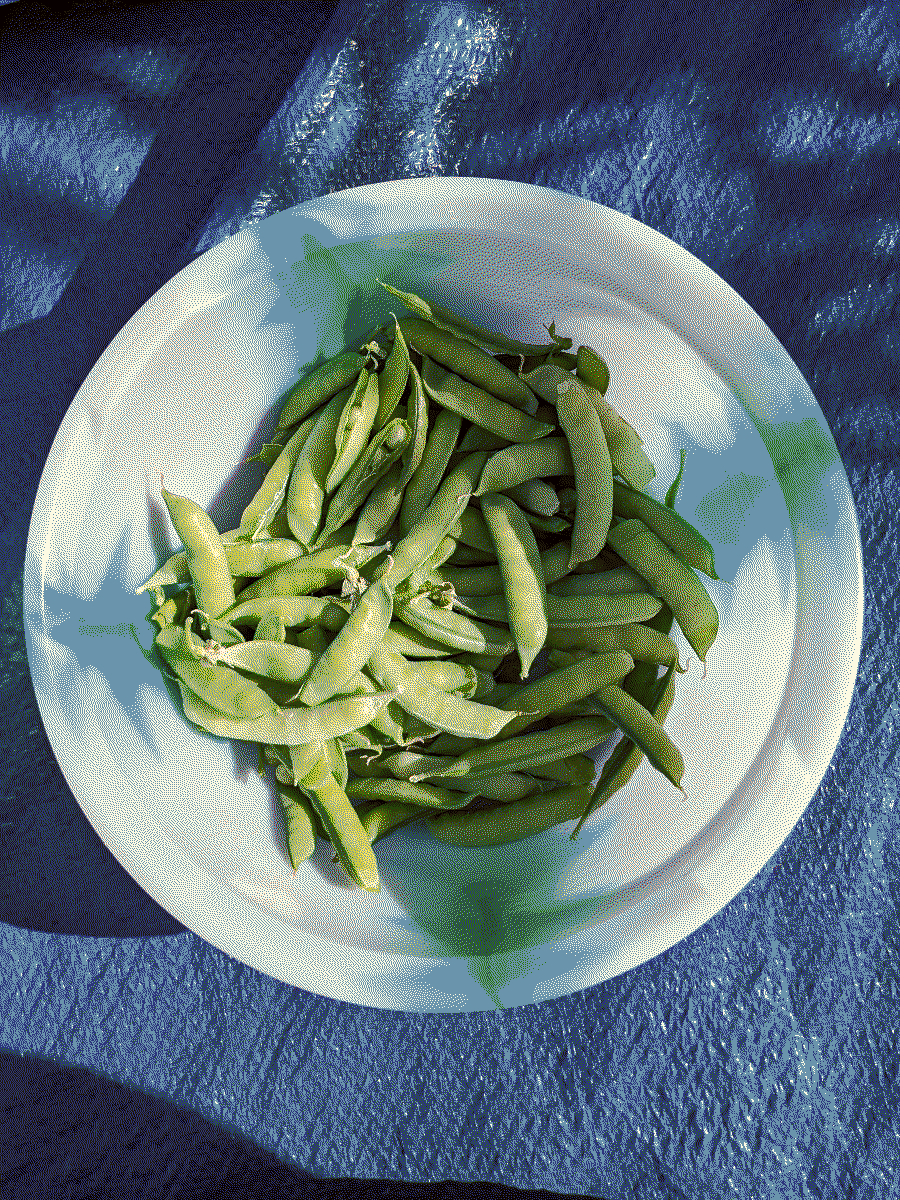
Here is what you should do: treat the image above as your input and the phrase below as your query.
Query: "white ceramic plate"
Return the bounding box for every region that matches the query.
[24,178,863,1011]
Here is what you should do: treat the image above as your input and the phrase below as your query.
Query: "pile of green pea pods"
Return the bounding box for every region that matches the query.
[139,281,721,892]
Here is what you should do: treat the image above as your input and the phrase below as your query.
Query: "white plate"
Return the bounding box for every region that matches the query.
[24,178,863,1012]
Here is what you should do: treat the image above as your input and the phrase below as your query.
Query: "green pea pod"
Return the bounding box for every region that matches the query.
[345,776,473,810]
[254,610,287,643]
[316,418,411,546]
[398,406,463,536]
[505,480,560,518]
[222,594,351,630]
[455,426,510,454]
[579,379,656,492]
[156,623,277,720]
[450,507,495,554]
[456,591,662,629]
[275,782,318,868]
[326,369,381,494]
[396,593,515,656]
[591,681,684,790]
[435,541,571,597]
[359,802,430,845]
[285,383,356,548]
[409,717,614,781]
[475,437,573,496]
[612,478,719,579]
[297,753,380,891]
[491,651,634,739]
[230,542,374,600]
[215,639,313,682]
[575,345,610,396]
[549,567,648,597]
[299,579,393,706]
[373,315,410,428]
[239,412,322,540]
[276,350,367,431]
[381,622,456,659]
[420,356,553,443]
[427,785,593,847]
[160,488,236,619]
[479,492,548,680]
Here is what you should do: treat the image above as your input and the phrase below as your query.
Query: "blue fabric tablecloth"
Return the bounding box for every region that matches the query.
[2,2,898,1197]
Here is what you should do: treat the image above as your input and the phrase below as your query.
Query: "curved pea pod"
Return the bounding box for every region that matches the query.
[374,315,410,428]
[449,506,495,554]
[377,280,556,356]
[346,776,473,811]
[381,622,456,659]
[475,437,573,496]
[274,781,318,868]
[549,567,648,597]
[456,591,662,629]
[413,658,478,696]
[427,785,593,847]
[296,753,380,891]
[366,643,518,740]
[222,593,351,631]
[410,717,615,781]
[396,593,515,656]
[358,801,430,846]
[479,492,548,680]
[491,651,634,739]
[455,426,509,454]
[398,317,539,413]
[506,480,560,518]
[435,540,571,597]
[575,344,610,395]
[544,622,682,668]
[352,463,406,546]
[612,479,719,579]
[176,683,399,746]
[440,773,546,803]
[326,369,381,493]
[316,418,411,547]
[160,488,236,619]
[421,356,553,443]
[156,623,278,720]
[299,579,393,706]
[239,412,322,540]
[235,542,376,601]
[214,639,313,683]
[398,406,462,537]
[579,379,655,493]
[254,609,287,643]
[447,545,497,567]
[606,519,719,662]
[592,681,684,790]
[276,349,368,431]
[285,383,356,548]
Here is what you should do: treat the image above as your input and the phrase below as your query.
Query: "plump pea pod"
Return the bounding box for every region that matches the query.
[575,344,610,396]
[160,488,236,618]
[381,622,455,658]
[398,318,538,414]
[346,776,473,810]
[376,452,489,592]
[505,480,560,518]
[440,774,546,802]
[405,536,458,595]
[435,540,571,596]
[606,519,719,662]
[455,426,510,453]
[396,593,515,656]
[374,315,410,428]
[409,717,615,781]
[474,438,573,496]
[592,682,684,789]
[149,588,194,634]
[450,506,495,554]
[447,545,497,567]
[297,753,380,891]
[316,418,411,546]
[276,350,368,431]
[452,651,505,673]
[398,406,463,536]
[214,639,314,682]
[544,621,682,667]
[299,579,393,706]
[549,567,648,597]
[491,651,634,739]
[285,383,356,547]
[479,491,548,680]
[325,737,349,790]
[421,356,553,443]
[138,536,303,594]
[413,658,478,696]
[233,542,375,600]
[366,643,518,739]
[352,752,546,803]
[522,512,571,536]
[254,610,287,642]
[177,683,399,746]
[274,781,318,868]
[239,412,321,539]
[571,661,677,838]
[579,379,655,492]
[359,802,429,845]
[290,742,325,783]
[456,591,662,629]
[222,594,351,630]
[156,623,278,719]
[326,369,381,494]
[427,785,593,847]
[612,479,719,579]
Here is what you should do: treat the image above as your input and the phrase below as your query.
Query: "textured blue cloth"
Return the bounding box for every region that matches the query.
[2,2,899,1197]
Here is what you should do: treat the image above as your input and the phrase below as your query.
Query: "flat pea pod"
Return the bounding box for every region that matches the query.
[233,542,374,600]
[177,683,399,746]
[214,639,313,682]
[492,651,634,739]
[359,802,429,845]
[474,437,573,496]
[435,541,571,596]
[409,717,615,781]
[285,383,356,547]
[479,492,547,680]
[274,781,318,868]
[606,519,718,662]
[612,479,719,579]
[593,681,684,790]
[544,621,682,667]
[316,418,411,546]
[427,785,593,847]
[366,643,518,739]
[396,593,515,656]
[456,591,662,629]
[156,623,279,719]
[373,315,410,428]
[376,452,489,593]
[299,579,393,706]
[346,776,473,810]
[377,280,555,356]
[276,350,367,431]
[549,567,648,597]
[239,412,322,539]
[398,318,538,414]
[326,369,381,494]
[575,344,610,396]
[160,488,236,619]
[297,752,380,891]
[398,407,463,536]
[421,356,553,443]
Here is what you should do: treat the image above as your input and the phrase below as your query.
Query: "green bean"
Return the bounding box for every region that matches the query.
[297,752,380,890]
[612,479,719,579]
[456,591,662,629]
[177,683,399,746]
[549,567,648,597]
[505,480,560,518]
[239,412,321,539]
[326,369,381,493]
[606,520,718,662]
[479,492,547,680]
[427,784,593,847]
[398,407,463,536]
[346,776,472,810]
[376,452,488,592]
[409,717,615,781]
[398,318,538,413]
[274,781,318,867]
[276,350,368,431]
[575,344,610,396]
[396,593,515,656]
[160,488,236,619]
[285,383,356,548]
[421,356,553,443]
[156,623,278,719]
[299,579,393,706]
[374,315,410,428]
